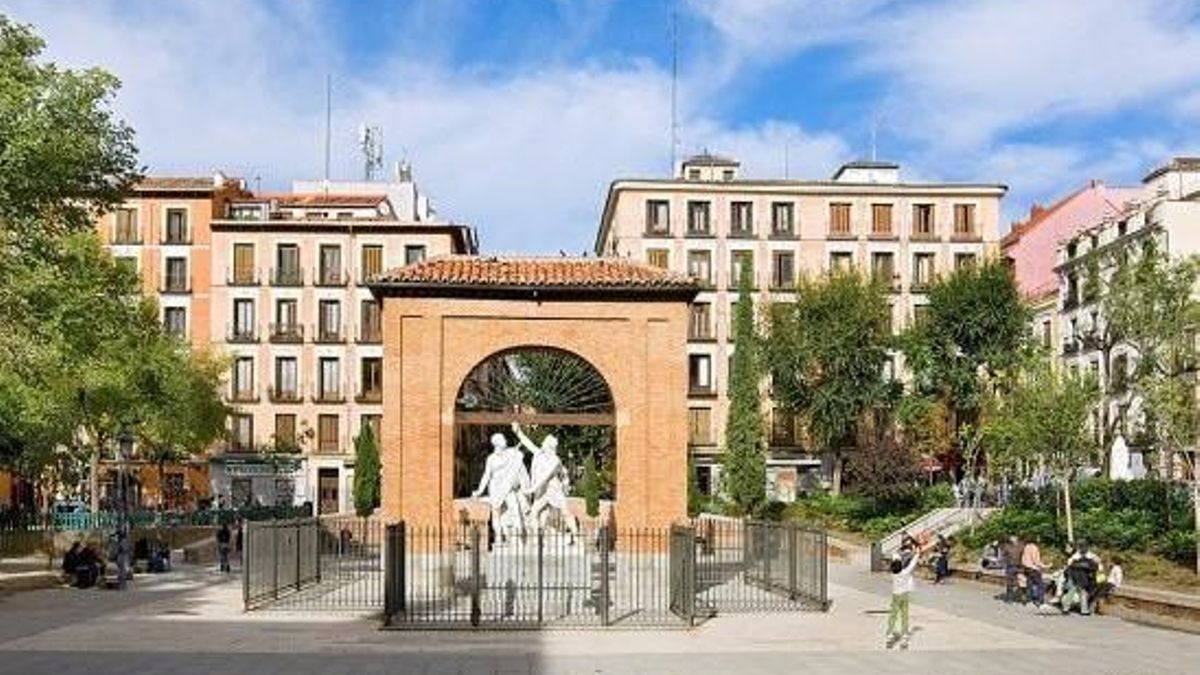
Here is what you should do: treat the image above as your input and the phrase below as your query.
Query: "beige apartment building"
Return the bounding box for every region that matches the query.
[595,155,1005,499]
[100,168,476,514]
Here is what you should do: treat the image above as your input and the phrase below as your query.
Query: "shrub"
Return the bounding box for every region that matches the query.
[919,483,955,511]
[1074,507,1159,551]
[960,508,1060,551]
[1154,530,1198,566]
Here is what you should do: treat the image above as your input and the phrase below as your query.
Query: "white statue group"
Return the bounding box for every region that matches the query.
[471,422,580,545]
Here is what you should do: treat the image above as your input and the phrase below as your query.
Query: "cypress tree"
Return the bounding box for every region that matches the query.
[352,424,381,517]
[722,263,766,515]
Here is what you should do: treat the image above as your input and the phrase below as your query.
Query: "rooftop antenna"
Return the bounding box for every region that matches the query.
[783,142,790,179]
[869,109,882,162]
[669,0,679,176]
[359,124,383,181]
[323,74,332,193]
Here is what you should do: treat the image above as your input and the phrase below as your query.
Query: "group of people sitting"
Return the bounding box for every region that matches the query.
[981,535,1122,614]
[60,536,173,588]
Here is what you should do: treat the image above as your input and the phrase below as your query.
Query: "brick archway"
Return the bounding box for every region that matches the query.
[369,256,697,529]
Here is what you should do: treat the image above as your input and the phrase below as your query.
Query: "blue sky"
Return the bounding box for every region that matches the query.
[6,0,1200,252]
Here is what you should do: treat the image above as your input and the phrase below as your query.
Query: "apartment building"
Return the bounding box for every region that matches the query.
[595,154,1005,500]
[208,173,476,513]
[1055,157,1200,475]
[1002,181,1140,357]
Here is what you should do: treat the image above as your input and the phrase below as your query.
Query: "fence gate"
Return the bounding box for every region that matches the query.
[668,524,697,625]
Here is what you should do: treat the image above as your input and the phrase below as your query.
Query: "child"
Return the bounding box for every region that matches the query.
[887,550,920,649]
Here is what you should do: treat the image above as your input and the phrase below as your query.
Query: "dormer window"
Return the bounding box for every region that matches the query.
[687,168,701,180]
[722,169,735,181]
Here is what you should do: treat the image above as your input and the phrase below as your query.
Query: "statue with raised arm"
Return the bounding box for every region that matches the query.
[512,422,579,541]
[471,432,530,545]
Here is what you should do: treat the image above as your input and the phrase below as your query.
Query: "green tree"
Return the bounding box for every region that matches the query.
[762,269,891,495]
[581,454,600,518]
[982,356,1097,542]
[722,264,766,514]
[687,455,702,518]
[352,424,381,517]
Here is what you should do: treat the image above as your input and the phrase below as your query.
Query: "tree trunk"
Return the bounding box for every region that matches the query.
[158,458,167,510]
[831,453,843,496]
[1063,475,1075,544]
[89,447,99,513]
[1192,455,1199,577]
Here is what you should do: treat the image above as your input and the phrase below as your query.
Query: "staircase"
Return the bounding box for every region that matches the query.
[873,507,996,569]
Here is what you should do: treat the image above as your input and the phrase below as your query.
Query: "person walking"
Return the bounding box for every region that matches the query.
[933,534,952,584]
[1002,535,1024,603]
[216,523,232,573]
[887,549,921,650]
[1021,538,1047,607]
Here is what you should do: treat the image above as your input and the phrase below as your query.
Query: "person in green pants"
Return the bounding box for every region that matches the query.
[887,549,920,649]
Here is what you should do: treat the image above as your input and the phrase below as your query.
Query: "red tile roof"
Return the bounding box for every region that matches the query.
[135,177,221,191]
[270,193,386,207]
[374,255,697,289]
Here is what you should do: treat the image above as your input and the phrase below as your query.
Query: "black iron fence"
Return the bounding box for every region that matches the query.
[242,517,828,627]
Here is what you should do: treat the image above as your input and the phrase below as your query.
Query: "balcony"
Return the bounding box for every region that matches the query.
[358,270,384,286]
[688,385,717,399]
[226,324,259,344]
[227,269,261,286]
[951,230,982,243]
[314,325,345,344]
[270,267,304,287]
[868,230,898,241]
[358,327,383,344]
[910,230,939,242]
[688,325,715,342]
[269,322,304,343]
[228,388,259,404]
[356,389,383,404]
[268,386,303,404]
[160,277,191,294]
[312,387,345,404]
[314,267,349,287]
[111,235,143,246]
[826,227,855,240]
[162,233,192,245]
[911,278,932,294]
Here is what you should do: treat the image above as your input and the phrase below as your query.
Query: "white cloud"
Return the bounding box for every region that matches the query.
[5,0,849,253]
[688,0,892,62]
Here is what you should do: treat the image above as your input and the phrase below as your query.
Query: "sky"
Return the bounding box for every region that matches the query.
[5,0,1200,253]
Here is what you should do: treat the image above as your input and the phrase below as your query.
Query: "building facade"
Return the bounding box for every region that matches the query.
[594,155,1005,499]
[99,168,476,513]
[1054,158,1200,475]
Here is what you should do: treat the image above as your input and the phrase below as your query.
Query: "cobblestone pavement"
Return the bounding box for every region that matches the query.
[0,562,1196,674]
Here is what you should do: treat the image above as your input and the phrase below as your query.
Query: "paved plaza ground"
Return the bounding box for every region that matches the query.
[0,558,1196,675]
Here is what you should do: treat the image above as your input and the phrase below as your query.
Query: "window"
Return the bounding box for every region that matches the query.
[164,257,188,292]
[360,414,382,442]
[164,307,186,338]
[114,208,139,244]
[913,204,935,237]
[232,243,255,284]
[230,414,254,452]
[164,208,188,243]
[361,245,383,282]
[318,245,343,285]
[404,245,426,265]
[645,200,670,234]
[687,168,701,180]
[646,248,669,268]
[1113,353,1129,391]
[730,201,753,236]
[318,358,341,400]
[771,202,794,236]
[871,203,893,235]
[722,169,735,181]
[953,204,976,236]
[1117,220,1128,237]
[360,357,383,400]
[955,252,977,269]
[871,252,895,284]
[318,300,342,342]
[689,354,713,394]
[318,414,339,453]
[771,251,795,289]
[274,414,297,449]
[829,251,853,273]
[730,250,754,286]
[1041,320,1052,349]
[360,299,381,343]
[913,304,930,325]
[912,253,935,288]
[688,407,713,444]
[689,303,712,340]
[232,299,255,340]
[771,408,797,446]
[273,299,300,341]
[274,357,298,399]
[687,201,711,234]
[233,357,254,399]
[829,203,851,235]
[275,244,301,285]
[687,250,712,284]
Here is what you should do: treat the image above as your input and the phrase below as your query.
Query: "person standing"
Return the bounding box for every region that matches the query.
[1002,535,1024,603]
[1021,538,1047,607]
[933,534,952,584]
[216,523,232,573]
[887,549,921,649]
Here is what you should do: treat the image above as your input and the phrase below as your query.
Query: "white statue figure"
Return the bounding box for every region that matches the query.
[471,432,531,544]
[512,422,579,540]
[1109,434,1133,481]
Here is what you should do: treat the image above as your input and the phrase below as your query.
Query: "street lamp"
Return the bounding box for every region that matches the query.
[115,425,134,590]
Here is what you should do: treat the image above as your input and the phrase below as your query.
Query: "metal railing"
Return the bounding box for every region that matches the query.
[243,518,322,609]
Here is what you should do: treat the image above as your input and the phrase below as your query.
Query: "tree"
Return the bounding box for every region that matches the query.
[762,269,891,495]
[581,454,600,518]
[983,357,1097,542]
[843,435,921,506]
[901,260,1028,473]
[721,264,766,514]
[352,424,381,518]
[687,455,702,518]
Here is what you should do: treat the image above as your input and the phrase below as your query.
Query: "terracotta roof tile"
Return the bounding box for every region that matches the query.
[374,255,697,289]
[135,177,220,191]
[271,193,386,207]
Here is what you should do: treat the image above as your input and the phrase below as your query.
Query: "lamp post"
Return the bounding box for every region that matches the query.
[116,425,134,590]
